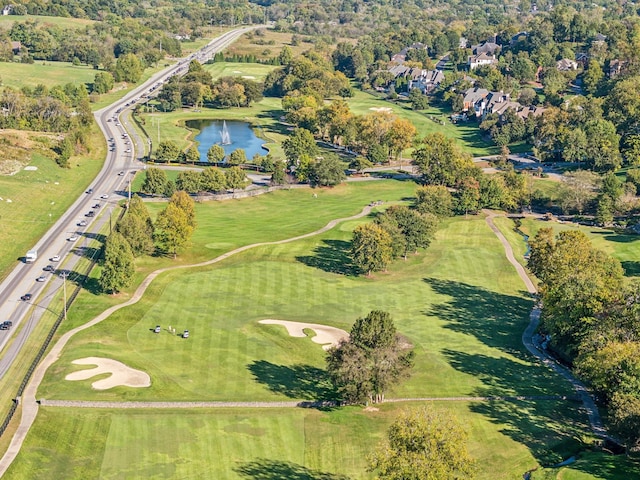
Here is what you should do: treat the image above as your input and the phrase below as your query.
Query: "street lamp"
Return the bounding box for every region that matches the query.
[60,271,68,321]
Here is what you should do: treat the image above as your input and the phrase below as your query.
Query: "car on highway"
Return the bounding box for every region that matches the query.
[67,235,78,242]
[43,265,55,272]
[86,188,93,194]
[0,321,12,331]
[100,194,109,199]
[92,203,101,209]
[118,171,125,176]
[78,220,87,226]
[36,275,46,282]
[50,255,60,262]
[125,149,131,153]
[86,211,95,217]
[20,293,32,302]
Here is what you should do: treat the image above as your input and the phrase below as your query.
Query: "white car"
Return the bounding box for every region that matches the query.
[118,171,125,176]
[67,235,78,242]
[36,275,46,282]
[125,149,131,153]
[50,255,60,262]
[100,194,109,199]
[78,220,87,227]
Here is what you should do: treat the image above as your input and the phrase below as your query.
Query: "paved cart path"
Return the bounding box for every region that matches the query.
[484,211,606,439]
[0,207,608,475]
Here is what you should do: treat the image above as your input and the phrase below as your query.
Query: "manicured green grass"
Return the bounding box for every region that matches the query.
[0,125,105,280]
[203,61,277,82]
[0,14,95,28]
[493,216,640,278]
[347,89,496,156]
[14,184,605,478]
[6,400,595,480]
[40,190,573,404]
[530,451,640,479]
[0,61,97,89]
[225,30,312,60]
[140,96,286,158]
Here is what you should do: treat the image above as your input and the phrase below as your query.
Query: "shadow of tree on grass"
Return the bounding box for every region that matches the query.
[235,459,350,480]
[423,277,533,357]
[297,240,360,276]
[248,360,337,401]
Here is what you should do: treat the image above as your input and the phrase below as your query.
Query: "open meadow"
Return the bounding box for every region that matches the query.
[0,14,94,29]
[2,181,619,478]
[0,61,97,89]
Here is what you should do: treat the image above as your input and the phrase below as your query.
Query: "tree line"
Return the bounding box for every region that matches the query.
[528,228,640,452]
[99,192,196,293]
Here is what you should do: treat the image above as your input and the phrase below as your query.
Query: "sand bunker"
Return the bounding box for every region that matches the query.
[369,107,393,112]
[242,75,256,79]
[65,357,151,390]
[259,320,348,350]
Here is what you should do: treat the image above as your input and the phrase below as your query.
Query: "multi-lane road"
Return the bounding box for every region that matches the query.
[0,26,260,378]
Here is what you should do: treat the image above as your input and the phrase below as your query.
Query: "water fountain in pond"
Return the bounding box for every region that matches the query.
[220,120,232,145]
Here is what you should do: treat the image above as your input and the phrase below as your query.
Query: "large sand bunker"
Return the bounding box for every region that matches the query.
[65,357,151,390]
[369,107,393,112]
[259,320,348,350]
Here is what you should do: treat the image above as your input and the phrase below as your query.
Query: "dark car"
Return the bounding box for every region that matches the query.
[0,322,9,330]
[20,293,32,301]
[92,203,101,209]
[86,211,95,217]
[43,265,55,272]
[86,188,93,194]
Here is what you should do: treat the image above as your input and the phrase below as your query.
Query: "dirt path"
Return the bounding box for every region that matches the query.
[484,210,607,439]
[0,205,374,475]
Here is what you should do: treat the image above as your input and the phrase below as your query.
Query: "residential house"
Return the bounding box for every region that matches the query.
[575,52,589,68]
[468,52,498,70]
[390,42,428,65]
[462,86,545,119]
[386,65,444,94]
[2,5,12,15]
[472,41,500,56]
[517,105,546,120]
[608,59,627,78]
[462,87,489,114]
[556,58,578,71]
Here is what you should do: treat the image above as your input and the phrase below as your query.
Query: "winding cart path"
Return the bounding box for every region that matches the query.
[0,207,609,475]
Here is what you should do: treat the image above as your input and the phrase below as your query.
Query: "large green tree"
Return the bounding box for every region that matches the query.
[282,128,318,167]
[201,167,227,192]
[413,133,476,187]
[351,223,393,276]
[154,203,194,258]
[207,144,225,164]
[225,166,249,191]
[155,140,181,163]
[116,212,154,257]
[98,231,135,294]
[376,206,437,260]
[368,406,476,480]
[326,311,414,404]
[308,154,346,187]
[141,167,168,196]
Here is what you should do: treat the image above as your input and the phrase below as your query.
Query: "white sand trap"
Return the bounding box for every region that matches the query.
[369,107,393,112]
[233,70,241,73]
[242,75,256,79]
[259,320,348,350]
[65,357,151,390]
[23,166,38,171]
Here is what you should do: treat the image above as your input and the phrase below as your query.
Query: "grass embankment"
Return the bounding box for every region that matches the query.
[0,124,106,280]
[224,30,313,60]
[9,182,600,477]
[0,61,97,89]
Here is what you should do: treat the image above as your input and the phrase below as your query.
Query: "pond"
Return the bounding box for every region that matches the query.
[187,119,268,163]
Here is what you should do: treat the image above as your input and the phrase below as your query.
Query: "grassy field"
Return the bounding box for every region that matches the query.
[492,216,640,278]
[9,182,604,477]
[0,61,97,89]
[6,400,594,479]
[203,61,277,82]
[224,30,315,60]
[531,451,640,479]
[346,89,496,156]
[0,124,106,280]
[0,14,95,29]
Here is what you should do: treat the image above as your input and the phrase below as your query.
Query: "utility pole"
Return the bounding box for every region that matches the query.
[61,272,68,322]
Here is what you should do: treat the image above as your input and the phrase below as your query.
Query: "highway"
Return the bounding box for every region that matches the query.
[0,26,260,378]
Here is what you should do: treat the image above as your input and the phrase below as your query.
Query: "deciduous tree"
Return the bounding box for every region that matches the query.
[207,144,225,164]
[154,203,193,258]
[368,406,476,480]
[351,223,393,276]
[141,167,168,196]
[99,231,135,293]
[326,311,414,404]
